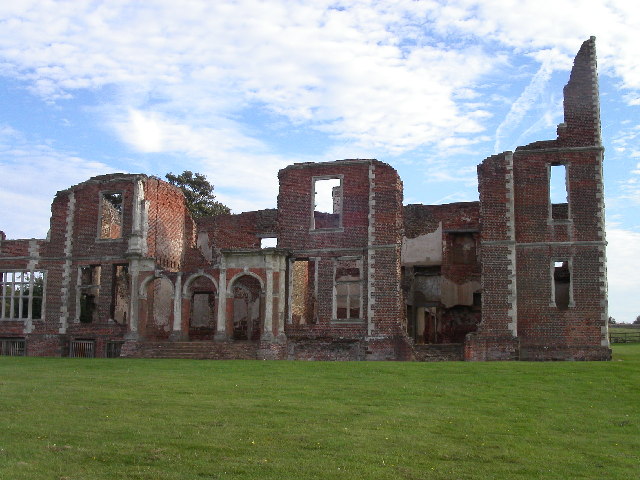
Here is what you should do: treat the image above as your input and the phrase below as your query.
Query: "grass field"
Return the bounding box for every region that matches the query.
[1,346,639,480]
[609,325,640,334]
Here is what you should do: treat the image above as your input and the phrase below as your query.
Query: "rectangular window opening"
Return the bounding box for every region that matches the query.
[70,339,95,358]
[1,271,44,320]
[450,233,477,265]
[312,177,342,229]
[111,265,129,324]
[553,260,571,310]
[550,164,569,220]
[79,265,101,323]
[0,338,26,356]
[334,258,362,320]
[100,192,123,239]
[106,341,124,358]
[260,237,277,249]
[291,259,317,325]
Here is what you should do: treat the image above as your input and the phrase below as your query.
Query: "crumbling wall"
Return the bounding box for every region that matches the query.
[195,209,278,263]
[278,160,407,359]
[470,37,610,361]
[145,178,187,271]
[402,202,481,345]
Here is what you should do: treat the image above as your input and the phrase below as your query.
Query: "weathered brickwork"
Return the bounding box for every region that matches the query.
[468,37,610,361]
[0,39,609,361]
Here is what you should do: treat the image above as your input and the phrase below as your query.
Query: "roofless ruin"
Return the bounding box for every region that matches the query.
[0,38,610,361]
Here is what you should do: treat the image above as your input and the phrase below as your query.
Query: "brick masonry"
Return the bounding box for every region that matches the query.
[0,38,610,361]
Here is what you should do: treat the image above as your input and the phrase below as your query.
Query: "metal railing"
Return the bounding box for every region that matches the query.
[70,339,95,358]
[0,338,26,356]
[106,341,124,358]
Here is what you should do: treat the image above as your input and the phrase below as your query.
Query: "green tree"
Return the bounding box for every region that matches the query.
[165,171,230,218]
[634,315,640,325]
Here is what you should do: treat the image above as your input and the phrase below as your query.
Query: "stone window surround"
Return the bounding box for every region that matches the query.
[97,190,125,240]
[548,162,572,224]
[310,174,344,232]
[0,270,45,321]
[332,256,363,323]
[76,265,101,323]
[550,257,575,310]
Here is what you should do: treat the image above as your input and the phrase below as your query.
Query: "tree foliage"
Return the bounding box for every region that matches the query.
[165,171,230,218]
[634,315,640,325]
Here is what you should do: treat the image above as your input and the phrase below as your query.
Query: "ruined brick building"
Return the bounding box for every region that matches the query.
[0,38,610,361]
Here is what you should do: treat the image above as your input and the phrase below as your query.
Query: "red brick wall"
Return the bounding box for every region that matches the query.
[277,161,372,250]
[404,202,481,285]
[470,38,609,361]
[278,160,408,359]
[145,177,188,271]
[197,209,277,251]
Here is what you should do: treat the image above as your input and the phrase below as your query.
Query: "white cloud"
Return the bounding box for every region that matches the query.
[493,54,560,153]
[0,0,637,168]
[606,227,640,322]
[0,1,500,156]
[441,0,640,95]
[0,125,116,238]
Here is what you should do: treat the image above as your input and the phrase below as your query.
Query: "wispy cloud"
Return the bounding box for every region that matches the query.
[493,54,558,153]
[0,125,116,238]
[0,1,498,156]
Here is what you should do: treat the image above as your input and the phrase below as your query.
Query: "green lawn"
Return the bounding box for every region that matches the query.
[1,346,639,480]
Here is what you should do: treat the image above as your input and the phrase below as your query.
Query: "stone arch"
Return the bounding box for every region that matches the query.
[182,272,219,298]
[229,274,263,341]
[139,271,173,299]
[226,270,264,295]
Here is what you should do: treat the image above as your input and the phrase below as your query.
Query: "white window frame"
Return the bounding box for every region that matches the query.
[0,270,45,322]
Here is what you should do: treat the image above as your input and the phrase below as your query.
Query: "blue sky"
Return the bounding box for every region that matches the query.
[0,1,638,322]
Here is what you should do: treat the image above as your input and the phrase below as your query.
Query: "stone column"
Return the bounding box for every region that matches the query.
[214,267,228,341]
[262,266,274,341]
[170,273,184,341]
[277,258,286,338]
[127,259,140,339]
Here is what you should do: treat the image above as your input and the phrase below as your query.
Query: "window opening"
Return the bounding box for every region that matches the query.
[553,260,571,310]
[473,291,482,308]
[313,177,341,229]
[79,265,101,323]
[1,271,44,320]
[260,237,277,249]
[1,338,26,356]
[550,164,569,220]
[106,341,124,358]
[111,265,129,324]
[100,192,123,239]
[70,339,95,358]
[334,258,362,320]
[450,233,477,265]
[291,259,317,325]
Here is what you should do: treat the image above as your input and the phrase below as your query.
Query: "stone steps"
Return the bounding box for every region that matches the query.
[121,341,260,360]
[413,343,464,362]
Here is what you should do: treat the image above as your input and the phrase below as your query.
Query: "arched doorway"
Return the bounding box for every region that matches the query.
[187,275,217,340]
[230,275,262,341]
